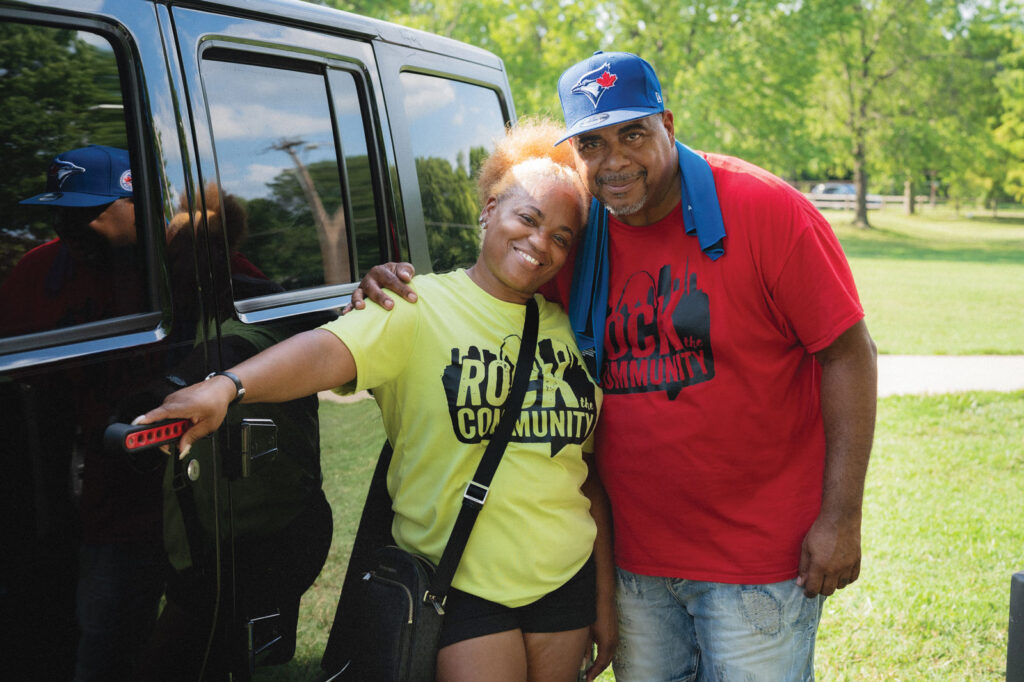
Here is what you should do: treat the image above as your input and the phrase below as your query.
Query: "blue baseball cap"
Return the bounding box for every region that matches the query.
[20,145,133,207]
[556,51,664,145]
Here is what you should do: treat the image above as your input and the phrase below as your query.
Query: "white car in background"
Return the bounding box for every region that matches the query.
[809,182,884,209]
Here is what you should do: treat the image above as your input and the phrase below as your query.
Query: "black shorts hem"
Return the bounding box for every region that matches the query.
[437,556,596,649]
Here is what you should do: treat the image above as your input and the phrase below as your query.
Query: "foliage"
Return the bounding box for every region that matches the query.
[240,155,382,288]
[0,23,127,272]
[995,25,1024,202]
[416,152,483,273]
[313,0,1024,215]
[243,160,341,290]
[608,0,823,176]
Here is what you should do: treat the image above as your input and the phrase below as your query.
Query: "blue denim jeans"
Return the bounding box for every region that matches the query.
[613,567,824,682]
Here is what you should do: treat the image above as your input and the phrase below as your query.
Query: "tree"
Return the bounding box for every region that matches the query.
[606,0,825,177]
[272,139,351,284]
[322,0,607,117]
[994,18,1024,203]
[0,25,124,234]
[875,13,1009,214]
[807,0,1014,226]
[244,159,346,289]
[311,0,1024,212]
[415,152,481,272]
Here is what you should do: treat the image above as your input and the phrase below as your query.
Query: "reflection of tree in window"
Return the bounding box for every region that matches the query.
[0,24,128,275]
[244,156,344,291]
[271,138,350,285]
[201,58,352,293]
[418,146,488,272]
[398,73,506,273]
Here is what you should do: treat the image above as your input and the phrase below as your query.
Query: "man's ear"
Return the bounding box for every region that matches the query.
[661,110,675,141]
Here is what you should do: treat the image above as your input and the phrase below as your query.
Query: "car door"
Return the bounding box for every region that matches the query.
[168,5,406,677]
[0,1,214,678]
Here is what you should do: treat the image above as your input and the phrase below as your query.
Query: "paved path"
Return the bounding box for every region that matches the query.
[321,356,1024,404]
[878,355,1024,397]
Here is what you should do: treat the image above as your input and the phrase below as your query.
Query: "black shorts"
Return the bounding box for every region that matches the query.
[437,556,596,649]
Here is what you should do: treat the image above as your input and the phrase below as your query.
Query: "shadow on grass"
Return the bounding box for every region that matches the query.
[966,214,1024,225]
[832,223,1024,265]
[840,235,1024,264]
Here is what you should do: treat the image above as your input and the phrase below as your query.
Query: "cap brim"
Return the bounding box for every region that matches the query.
[555,106,664,146]
[19,192,121,207]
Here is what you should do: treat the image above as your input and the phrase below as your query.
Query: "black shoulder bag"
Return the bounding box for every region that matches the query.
[321,298,539,682]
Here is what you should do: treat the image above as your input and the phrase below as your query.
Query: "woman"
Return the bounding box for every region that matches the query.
[136,118,616,681]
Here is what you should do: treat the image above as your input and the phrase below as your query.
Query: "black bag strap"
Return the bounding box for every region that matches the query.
[425,297,539,612]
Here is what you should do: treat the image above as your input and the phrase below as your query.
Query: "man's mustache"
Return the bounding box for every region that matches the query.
[598,171,645,186]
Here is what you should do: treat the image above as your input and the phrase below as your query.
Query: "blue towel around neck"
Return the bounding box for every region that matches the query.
[568,141,725,383]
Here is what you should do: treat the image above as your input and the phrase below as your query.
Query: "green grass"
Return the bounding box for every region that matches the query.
[816,391,1024,680]
[259,391,1024,681]
[823,207,1024,355]
[255,398,384,681]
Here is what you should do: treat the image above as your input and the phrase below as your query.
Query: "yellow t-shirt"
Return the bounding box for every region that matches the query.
[321,270,601,607]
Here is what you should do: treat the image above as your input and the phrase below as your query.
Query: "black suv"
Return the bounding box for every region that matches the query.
[0,0,515,678]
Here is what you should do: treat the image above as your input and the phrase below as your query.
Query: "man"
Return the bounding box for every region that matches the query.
[2,145,141,335]
[2,145,164,682]
[353,51,877,681]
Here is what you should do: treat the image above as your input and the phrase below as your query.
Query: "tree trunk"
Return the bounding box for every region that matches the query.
[904,179,915,215]
[280,141,351,285]
[853,153,871,229]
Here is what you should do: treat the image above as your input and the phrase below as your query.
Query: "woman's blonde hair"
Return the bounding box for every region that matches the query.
[476,116,588,217]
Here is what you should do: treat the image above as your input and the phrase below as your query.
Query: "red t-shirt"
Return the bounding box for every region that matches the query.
[0,239,137,336]
[545,153,864,583]
[0,239,161,544]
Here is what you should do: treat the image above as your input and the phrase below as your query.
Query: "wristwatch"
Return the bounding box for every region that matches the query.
[205,370,246,405]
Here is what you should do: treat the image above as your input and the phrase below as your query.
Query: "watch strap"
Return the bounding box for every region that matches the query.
[205,370,246,405]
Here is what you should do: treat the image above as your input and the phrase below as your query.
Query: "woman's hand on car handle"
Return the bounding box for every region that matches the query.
[133,329,357,459]
[133,375,237,459]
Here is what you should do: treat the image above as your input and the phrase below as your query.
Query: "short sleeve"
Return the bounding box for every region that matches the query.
[771,204,864,353]
[319,295,420,393]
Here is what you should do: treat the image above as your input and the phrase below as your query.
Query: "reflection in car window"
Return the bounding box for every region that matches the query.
[203,57,376,295]
[327,69,381,279]
[0,23,144,338]
[399,73,508,272]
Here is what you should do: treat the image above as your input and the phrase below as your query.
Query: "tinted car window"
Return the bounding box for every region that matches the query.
[328,69,383,279]
[0,23,144,338]
[398,73,508,272]
[202,55,382,295]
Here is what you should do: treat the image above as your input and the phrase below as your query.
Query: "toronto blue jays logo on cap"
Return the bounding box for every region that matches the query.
[556,51,665,145]
[570,62,618,108]
[50,159,87,191]
[20,145,133,207]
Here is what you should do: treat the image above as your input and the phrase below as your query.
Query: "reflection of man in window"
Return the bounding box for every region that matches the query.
[0,145,142,335]
[1,145,162,682]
